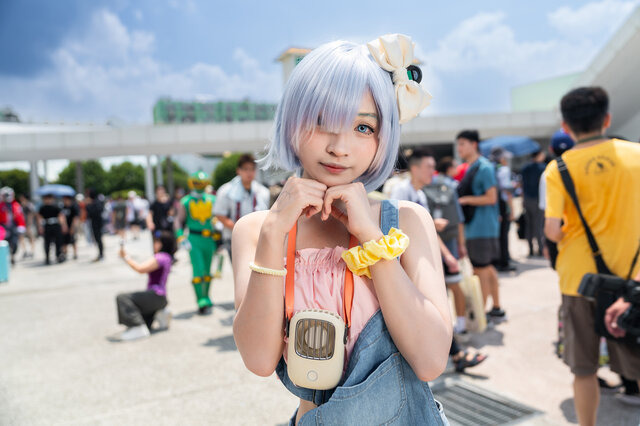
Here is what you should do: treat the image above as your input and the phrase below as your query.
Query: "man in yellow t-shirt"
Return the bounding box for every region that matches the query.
[545,87,640,425]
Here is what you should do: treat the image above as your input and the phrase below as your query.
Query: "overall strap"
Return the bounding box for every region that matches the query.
[556,157,612,275]
[380,199,399,235]
[285,222,358,332]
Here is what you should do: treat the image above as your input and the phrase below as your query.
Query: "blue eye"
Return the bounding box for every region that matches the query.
[356,124,374,135]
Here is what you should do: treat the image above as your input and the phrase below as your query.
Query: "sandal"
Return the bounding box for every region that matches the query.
[454,351,488,372]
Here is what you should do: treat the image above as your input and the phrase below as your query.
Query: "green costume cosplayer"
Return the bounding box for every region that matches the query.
[176,172,221,315]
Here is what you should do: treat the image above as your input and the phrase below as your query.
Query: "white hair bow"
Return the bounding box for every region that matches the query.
[367,34,432,124]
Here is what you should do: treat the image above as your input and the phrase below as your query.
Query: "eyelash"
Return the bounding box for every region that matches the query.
[356,124,375,135]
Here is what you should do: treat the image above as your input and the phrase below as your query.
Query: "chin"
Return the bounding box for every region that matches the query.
[317,174,355,188]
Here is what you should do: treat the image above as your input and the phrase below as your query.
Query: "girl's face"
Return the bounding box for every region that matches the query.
[299,90,379,188]
[153,240,161,253]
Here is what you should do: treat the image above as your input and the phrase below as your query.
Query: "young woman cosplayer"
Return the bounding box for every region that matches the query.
[232,34,452,424]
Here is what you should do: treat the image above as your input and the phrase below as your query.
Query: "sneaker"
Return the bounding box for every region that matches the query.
[487,307,507,322]
[154,308,172,330]
[198,305,213,316]
[120,325,150,341]
[598,377,621,393]
[615,392,640,406]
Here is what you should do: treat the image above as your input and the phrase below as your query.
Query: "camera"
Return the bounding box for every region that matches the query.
[578,273,640,338]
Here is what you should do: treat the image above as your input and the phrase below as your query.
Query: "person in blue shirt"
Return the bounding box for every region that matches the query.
[456,130,505,322]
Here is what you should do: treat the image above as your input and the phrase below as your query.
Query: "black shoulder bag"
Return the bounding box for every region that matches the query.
[557,157,640,345]
[456,162,481,224]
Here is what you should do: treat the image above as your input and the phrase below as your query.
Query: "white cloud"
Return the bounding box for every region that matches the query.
[425,11,587,80]
[425,2,639,80]
[548,0,639,39]
[0,9,280,124]
[416,2,636,113]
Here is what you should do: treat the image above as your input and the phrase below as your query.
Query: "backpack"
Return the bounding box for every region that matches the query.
[423,177,460,241]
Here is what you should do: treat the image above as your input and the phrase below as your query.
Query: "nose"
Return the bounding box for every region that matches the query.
[326,133,349,157]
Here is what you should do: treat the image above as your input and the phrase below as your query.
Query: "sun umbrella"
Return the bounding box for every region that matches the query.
[36,184,76,197]
[479,135,541,157]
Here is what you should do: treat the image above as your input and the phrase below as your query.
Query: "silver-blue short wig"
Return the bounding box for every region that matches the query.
[262,40,400,192]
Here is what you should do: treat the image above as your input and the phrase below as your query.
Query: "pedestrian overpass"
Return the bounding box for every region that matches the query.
[0,110,559,199]
[2,6,639,199]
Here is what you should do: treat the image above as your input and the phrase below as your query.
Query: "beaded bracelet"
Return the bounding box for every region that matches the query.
[249,261,287,277]
[341,228,409,278]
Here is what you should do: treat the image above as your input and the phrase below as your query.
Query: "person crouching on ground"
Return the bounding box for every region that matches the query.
[116,230,175,341]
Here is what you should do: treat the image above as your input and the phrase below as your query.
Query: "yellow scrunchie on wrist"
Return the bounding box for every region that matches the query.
[341,228,409,278]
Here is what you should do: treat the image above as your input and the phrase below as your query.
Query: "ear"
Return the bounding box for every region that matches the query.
[603,113,612,130]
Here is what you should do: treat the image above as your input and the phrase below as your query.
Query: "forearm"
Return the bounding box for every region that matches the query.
[438,235,452,258]
[457,223,465,247]
[369,259,451,381]
[123,256,143,273]
[463,193,496,206]
[59,214,68,233]
[233,227,287,376]
[216,215,235,230]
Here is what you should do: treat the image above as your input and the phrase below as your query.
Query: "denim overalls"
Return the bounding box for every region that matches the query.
[276,199,449,425]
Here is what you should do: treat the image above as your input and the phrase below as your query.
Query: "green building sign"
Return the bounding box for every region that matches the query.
[153,99,277,124]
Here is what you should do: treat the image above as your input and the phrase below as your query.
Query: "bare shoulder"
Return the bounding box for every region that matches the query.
[396,200,434,232]
[233,210,270,241]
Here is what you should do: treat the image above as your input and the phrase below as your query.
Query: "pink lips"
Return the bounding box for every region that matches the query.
[321,163,348,174]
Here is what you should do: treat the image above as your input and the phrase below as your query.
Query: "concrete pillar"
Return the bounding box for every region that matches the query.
[29,161,40,200]
[144,155,154,201]
[166,155,175,196]
[155,155,164,187]
[75,161,85,195]
[42,160,49,185]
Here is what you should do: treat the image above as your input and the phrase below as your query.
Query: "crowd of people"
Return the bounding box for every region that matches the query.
[0,36,640,425]
[1,157,273,325]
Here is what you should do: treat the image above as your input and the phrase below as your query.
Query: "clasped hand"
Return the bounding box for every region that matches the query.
[605,297,631,338]
[268,177,382,242]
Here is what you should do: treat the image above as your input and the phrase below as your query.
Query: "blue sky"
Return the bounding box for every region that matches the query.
[1,0,638,124]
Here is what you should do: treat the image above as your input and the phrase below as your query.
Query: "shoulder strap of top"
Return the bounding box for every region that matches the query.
[381,199,399,234]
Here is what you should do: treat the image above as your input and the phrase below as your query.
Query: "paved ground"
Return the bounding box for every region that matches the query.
[1,230,639,425]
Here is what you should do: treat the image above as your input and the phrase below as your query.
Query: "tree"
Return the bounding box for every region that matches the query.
[56,160,108,194]
[0,169,30,197]
[213,153,242,190]
[107,161,145,194]
[161,159,189,193]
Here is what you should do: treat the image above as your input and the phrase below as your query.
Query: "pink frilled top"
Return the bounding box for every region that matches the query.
[283,246,380,362]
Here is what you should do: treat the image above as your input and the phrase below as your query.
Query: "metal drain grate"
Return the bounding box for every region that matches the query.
[434,380,540,426]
